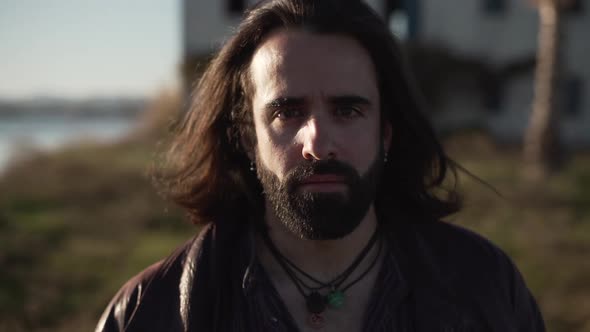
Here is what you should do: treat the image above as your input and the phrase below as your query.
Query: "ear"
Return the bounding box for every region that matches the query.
[240,133,255,161]
[382,122,392,152]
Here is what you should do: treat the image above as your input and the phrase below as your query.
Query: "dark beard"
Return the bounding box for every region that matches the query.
[256,154,382,240]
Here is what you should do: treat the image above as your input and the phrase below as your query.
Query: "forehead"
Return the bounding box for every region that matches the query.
[248,29,379,102]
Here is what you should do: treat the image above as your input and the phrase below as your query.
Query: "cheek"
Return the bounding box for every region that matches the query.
[346,123,382,171]
[254,127,292,180]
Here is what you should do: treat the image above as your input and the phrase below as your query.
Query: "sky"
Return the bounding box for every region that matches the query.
[0,0,180,99]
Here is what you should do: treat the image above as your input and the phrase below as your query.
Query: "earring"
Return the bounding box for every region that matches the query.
[384,152,388,163]
[249,161,255,172]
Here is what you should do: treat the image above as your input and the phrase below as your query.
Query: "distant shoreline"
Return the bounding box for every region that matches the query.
[0,114,138,173]
[0,97,147,118]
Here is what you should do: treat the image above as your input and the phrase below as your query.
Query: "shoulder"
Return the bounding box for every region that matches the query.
[408,220,520,298]
[95,225,214,332]
[396,220,545,331]
[414,220,511,271]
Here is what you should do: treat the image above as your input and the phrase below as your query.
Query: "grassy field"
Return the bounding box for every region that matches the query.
[0,93,193,332]
[0,98,589,331]
[445,133,590,331]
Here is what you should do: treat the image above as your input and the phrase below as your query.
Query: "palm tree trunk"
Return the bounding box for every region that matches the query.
[523,0,562,181]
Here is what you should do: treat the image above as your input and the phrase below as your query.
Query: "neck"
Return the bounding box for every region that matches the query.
[258,203,379,281]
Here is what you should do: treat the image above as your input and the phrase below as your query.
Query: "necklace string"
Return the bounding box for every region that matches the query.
[261,227,382,314]
[340,237,382,292]
[267,229,380,291]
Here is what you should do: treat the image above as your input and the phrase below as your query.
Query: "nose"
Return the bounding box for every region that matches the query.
[300,117,337,161]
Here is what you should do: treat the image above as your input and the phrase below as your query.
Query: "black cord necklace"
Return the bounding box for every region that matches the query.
[261,228,382,318]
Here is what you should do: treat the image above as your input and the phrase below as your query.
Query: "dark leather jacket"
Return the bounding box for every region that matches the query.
[95,220,545,331]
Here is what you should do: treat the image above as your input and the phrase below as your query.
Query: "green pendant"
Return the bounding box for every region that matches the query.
[327,290,345,309]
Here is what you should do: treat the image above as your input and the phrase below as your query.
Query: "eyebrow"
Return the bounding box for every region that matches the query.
[328,95,372,107]
[264,97,306,112]
[264,95,372,111]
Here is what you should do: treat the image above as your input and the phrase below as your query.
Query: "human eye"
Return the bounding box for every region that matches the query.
[334,105,363,118]
[274,107,304,120]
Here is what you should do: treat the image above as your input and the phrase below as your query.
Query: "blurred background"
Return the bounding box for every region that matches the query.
[0,0,588,331]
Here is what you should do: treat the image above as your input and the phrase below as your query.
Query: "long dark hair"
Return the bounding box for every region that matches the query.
[155,0,461,225]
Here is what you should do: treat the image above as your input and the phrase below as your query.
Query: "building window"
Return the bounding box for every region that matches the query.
[227,0,245,15]
[386,0,420,39]
[562,76,584,116]
[483,0,507,14]
[563,0,583,14]
[385,0,403,15]
[481,77,504,113]
[389,11,410,39]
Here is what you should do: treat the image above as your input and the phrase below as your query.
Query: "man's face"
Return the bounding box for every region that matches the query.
[249,29,390,240]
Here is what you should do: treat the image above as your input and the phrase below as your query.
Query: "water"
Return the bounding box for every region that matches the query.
[0,115,137,172]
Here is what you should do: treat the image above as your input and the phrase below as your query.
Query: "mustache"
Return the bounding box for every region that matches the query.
[284,160,359,190]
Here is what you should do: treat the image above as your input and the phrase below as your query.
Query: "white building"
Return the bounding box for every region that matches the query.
[181,0,411,85]
[419,0,589,146]
[183,0,589,146]
[183,0,400,56]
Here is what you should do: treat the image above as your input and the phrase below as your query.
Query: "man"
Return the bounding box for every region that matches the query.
[96,0,545,331]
